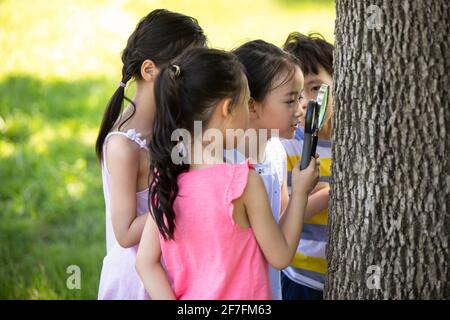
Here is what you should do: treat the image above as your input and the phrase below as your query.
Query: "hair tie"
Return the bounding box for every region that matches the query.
[172,65,181,78]
[119,81,126,88]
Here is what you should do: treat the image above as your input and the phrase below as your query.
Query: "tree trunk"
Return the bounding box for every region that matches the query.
[326,0,449,299]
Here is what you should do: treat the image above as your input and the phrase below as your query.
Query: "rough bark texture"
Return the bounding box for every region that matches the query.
[326,0,449,299]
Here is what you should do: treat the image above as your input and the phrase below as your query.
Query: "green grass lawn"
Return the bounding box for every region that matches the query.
[0,0,334,299]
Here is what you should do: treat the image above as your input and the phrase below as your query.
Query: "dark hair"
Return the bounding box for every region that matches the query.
[149,48,245,240]
[232,40,300,102]
[283,32,333,76]
[95,9,207,161]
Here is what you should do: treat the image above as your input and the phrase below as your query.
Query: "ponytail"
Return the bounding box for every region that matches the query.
[95,9,206,161]
[149,48,245,240]
[95,75,135,161]
[149,65,188,240]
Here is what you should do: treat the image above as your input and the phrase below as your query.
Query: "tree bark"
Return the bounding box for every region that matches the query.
[326,0,449,299]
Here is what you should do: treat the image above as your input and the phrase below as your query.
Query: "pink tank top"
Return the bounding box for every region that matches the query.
[159,160,272,300]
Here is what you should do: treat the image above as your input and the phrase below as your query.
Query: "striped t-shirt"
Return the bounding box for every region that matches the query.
[281,128,331,291]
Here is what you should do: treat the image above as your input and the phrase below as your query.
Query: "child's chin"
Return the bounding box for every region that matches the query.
[279,131,295,140]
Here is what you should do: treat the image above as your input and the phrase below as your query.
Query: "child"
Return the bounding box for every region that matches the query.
[229,40,304,300]
[95,9,206,300]
[281,32,334,300]
[135,48,320,300]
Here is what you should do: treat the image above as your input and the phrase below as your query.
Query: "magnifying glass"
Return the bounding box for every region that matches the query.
[300,84,329,170]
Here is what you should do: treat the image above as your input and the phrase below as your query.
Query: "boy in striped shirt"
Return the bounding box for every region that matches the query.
[281,32,334,300]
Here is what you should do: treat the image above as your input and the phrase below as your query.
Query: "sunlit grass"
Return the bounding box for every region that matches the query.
[0,0,335,299]
[0,0,334,80]
[0,142,14,158]
[0,75,108,299]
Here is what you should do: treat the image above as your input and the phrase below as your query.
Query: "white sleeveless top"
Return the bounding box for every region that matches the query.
[98,128,150,300]
[101,129,149,252]
[224,137,287,300]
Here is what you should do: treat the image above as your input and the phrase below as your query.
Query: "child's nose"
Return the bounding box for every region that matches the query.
[300,98,308,114]
[294,102,304,121]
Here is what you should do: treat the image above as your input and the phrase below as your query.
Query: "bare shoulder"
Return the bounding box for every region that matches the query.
[105,134,140,171]
[242,169,266,202]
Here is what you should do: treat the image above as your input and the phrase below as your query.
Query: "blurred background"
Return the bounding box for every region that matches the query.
[0,0,334,299]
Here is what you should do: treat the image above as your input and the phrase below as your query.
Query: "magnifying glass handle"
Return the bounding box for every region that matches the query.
[300,133,313,170]
[300,100,317,170]
[311,135,318,158]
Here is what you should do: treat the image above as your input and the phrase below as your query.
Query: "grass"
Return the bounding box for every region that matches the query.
[0,75,111,299]
[0,0,335,299]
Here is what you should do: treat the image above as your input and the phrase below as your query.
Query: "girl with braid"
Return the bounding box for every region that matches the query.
[135,48,319,300]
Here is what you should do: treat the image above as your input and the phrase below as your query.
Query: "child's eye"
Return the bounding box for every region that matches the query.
[286,100,296,106]
[312,86,320,92]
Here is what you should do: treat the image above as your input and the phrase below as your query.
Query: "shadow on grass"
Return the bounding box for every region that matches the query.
[0,74,118,299]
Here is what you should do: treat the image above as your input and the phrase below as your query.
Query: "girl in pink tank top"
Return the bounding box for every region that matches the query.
[136,48,320,300]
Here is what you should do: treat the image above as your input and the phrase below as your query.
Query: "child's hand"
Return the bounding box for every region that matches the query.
[291,156,320,196]
[311,181,329,194]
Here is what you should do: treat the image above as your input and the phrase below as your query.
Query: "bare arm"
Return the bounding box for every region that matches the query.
[305,184,330,220]
[136,214,175,300]
[311,181,328,194]
[107,136,148,248]
[280,167,289,218]
[243,158,319,270]
[280,180,329,220]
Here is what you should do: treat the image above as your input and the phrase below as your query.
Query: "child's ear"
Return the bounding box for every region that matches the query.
[219,98,233,118]
[141,60,158,82]
[248,98,259,121]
